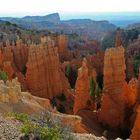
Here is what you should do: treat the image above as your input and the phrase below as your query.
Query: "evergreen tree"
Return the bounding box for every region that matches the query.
[0,71,8,82]
[66,64,77,88]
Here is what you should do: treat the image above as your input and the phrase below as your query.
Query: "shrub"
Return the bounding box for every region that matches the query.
[12,111,73,140]
[56,93,66,101]
[40,126,62,140]
[134,53,140,77]
[0,71,8,82]
[90,77,96,97]
[7,112,30,123]
[66,64,77,88]
[90,77,102,99]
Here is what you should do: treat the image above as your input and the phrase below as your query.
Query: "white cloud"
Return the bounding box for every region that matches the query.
[0,0,139,16]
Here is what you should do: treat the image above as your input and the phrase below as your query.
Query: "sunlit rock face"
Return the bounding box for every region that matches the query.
[131,70,140,140]
[73,58,97,114]
[0,78,51,114]
[99,40,136,130]
[26,37,70,100]
[99,45,126,129]
[131,106,140,140]
[98,30,138,130]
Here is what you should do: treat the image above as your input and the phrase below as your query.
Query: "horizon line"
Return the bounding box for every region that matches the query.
[0,11,140,18]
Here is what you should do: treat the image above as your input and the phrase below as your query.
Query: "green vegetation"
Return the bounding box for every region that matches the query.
[134,53,140,77]
[0,71,8,82]
[66,64,77,88]
[101,28,140,50]
[90,77,102,99]
[21,66,27,75]
[56,93,66,102]
[8,111,73,140]
[7,112,30,123]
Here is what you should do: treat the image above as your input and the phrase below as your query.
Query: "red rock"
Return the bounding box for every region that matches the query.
[3,61,14,80]
[131,105,140,140]
[115,29,123,47]
[0,49,4,67]
[12,39,28,72]
[131,70,140,140]
[126,55,135,80]
[26,38,70,100]
[99,44,136,129]
[73,58,96,114]
[56,35,70,61]
[16,72,27,91]
[90,52,104,76]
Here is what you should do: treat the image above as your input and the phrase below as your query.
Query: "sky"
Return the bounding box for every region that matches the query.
[0,0,140,17]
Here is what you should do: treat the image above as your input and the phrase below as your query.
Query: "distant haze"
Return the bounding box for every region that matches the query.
[0,0,140,17]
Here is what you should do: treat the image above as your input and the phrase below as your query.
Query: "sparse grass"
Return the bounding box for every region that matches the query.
[8,111,73,140]
[6,112,30,123]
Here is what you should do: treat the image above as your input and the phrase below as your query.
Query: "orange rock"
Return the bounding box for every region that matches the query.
[131,70,140,140]
[0,78,52,114]
[56,35,70,61]
[0,49,4,67]
[99,44,136,129]
[12,39,28,72]
[115,29,123,48]
[26,38,70,100]
[0,39,28,79]
[73,58,96,114]
[126,55,134,81]
[3,61,14,80]
[90,52,104,76]
[131,106,140,140]
[16,72,27,91]
[128,78,138,105]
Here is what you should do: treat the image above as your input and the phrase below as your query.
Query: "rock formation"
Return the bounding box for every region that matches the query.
[3,61,14,80]
[73,58,97,114]
[99,46,126,129]
[115,29,123,48]
[126,55,134,81]
[130,106,140,140]
[56,35,70,61]
[130,70,140,140]
[12,39,28,72]
[0,78,51,114]
[0,39,28,81]
[26,37,70,100]
[99,43,136,129]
